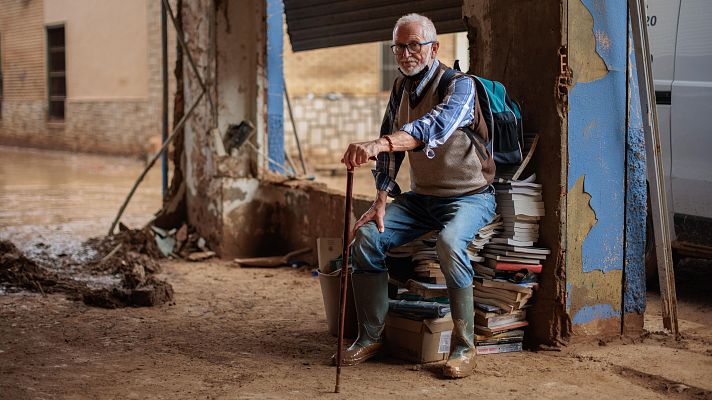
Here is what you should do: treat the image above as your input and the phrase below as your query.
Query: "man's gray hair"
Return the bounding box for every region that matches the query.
[393,13,437,43]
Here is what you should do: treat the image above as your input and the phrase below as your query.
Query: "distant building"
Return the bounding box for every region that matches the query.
[0,0,466,165]
[0,0,175,157]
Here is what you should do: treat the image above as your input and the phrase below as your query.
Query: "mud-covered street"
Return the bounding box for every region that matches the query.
[1,259,711,399]
[1,146,711,399]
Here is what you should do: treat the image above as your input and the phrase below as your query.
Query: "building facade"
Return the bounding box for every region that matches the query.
[0,0,463,165]
[0,0,175,157]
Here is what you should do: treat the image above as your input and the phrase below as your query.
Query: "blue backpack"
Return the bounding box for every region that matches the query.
[438,64,524,166]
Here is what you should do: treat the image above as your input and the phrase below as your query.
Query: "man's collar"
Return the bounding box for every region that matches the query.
[400,59,440,97]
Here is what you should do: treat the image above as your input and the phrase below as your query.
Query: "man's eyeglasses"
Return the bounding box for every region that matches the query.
[390,41,435,55]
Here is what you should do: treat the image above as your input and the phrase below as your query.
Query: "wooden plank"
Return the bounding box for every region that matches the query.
[628,0,679,336]
[512,134,539,181]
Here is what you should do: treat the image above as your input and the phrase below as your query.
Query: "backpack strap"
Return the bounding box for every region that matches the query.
[436,67,493,160]
[437,67,460,104]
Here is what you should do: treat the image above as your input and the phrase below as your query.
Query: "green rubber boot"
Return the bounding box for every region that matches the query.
[332,272,389,366]
[443,286,477,378]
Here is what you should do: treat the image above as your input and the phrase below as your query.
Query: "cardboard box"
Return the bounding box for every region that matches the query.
[385,313,454,363]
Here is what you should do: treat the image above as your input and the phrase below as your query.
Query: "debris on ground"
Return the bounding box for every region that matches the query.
[150,223,216,262]
[0,226,174,308]
[187,251,216,262]
[232,247,312,268]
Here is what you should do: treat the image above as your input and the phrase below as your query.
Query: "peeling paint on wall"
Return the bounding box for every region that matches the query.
[566,176,622,332]
[223,178,260,215]
[568,0,627,284]
[568,0,608,84]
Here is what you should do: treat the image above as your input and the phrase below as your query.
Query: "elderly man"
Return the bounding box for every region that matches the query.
[338,13,496,378]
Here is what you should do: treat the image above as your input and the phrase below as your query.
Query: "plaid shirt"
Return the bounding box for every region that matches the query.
[373,59,476,195]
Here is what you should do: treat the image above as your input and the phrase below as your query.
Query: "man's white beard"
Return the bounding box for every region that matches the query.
[400,52,432,77]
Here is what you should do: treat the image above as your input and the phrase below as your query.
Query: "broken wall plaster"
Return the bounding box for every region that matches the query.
[568,0,608,85]
[566,175,622,329]
[222,178,260,216]
[182,0,224,252]
[220,178,370,259]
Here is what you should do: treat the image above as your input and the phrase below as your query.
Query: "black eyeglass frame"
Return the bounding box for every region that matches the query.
[390,41,436,55]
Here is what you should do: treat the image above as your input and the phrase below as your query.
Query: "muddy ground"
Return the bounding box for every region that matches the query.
[1,257,711,400]
[1,146,711,399]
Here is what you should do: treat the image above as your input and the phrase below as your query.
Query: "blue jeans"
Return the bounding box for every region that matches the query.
[352,187,496,289]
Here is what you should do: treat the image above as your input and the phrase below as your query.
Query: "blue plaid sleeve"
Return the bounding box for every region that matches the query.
[400,75,476,159]
[372,78,405,196]
[372,150,404,195]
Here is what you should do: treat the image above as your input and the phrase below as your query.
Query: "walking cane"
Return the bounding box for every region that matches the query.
[335,167,354,393]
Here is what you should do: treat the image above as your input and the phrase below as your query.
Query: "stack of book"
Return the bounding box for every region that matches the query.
[469,174,552,354]
[476,327,526,354]
[467,214,503,263]
[400,279,449,303]
[411,237,444,284]
[480,175,549,274]
[473,278,537,354]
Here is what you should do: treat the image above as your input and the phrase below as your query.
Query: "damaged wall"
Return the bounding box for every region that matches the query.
[566,0,629,337]
[464,0,569,347]
[183,0,270,255]
[182,0,223,252]
[623,24,647,335]
[464,0,647,342]
[183,0,363,261]
[220,176,371,261]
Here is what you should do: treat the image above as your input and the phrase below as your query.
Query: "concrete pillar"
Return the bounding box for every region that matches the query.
[464,0,569,347]
[463,0,647,343]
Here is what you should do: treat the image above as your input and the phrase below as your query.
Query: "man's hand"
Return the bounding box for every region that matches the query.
[341,138,388,169]
[353,191,388,238]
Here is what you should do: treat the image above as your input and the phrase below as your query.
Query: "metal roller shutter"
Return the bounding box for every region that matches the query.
[284,0,465,51]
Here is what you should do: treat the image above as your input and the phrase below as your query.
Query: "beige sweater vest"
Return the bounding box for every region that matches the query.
[395,64,495,197]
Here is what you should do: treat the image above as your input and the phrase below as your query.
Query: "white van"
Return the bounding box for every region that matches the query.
[647,0,712,252]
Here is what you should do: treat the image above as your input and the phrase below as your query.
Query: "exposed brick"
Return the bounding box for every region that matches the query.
[0,0,177,157]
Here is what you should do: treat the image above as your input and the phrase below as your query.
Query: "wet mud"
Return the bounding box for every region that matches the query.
[1,228,174,308]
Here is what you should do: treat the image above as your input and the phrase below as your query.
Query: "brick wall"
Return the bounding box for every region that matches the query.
[0,0,176,157]
[284,40,381,96]
[0,0,46,101]
[284,94,389,166]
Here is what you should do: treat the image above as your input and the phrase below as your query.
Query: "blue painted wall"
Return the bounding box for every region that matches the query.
[568,0,628,327]
[266,0,285,172]
[624,19,648,316]
[568,0,627,276]
[567,1,648,329]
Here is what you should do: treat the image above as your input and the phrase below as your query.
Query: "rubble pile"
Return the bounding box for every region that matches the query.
[0,226,175,308]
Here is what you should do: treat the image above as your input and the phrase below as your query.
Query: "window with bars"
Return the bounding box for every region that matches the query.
[47,25,66,120]
[380,42,400,92]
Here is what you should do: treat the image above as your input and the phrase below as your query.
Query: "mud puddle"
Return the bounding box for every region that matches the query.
[0,146,172,307]
[0,145,163,252]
